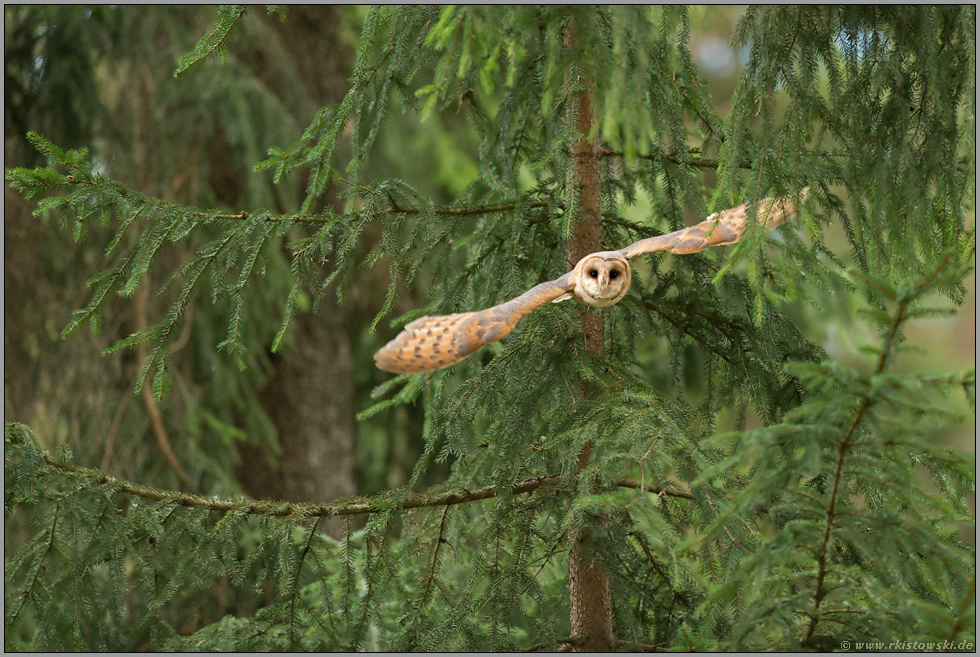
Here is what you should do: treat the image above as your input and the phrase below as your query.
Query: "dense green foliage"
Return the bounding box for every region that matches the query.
[5,5,975,651]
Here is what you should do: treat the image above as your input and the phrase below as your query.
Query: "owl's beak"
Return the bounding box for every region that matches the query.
[598,270,609,289]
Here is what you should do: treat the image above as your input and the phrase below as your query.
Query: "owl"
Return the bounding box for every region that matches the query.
[374,190,806,373]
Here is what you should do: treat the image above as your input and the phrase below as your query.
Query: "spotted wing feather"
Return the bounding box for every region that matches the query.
[618,189,806,260]
[374,273,573,373]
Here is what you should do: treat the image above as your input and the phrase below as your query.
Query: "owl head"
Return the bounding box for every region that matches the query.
[570,252,632,308]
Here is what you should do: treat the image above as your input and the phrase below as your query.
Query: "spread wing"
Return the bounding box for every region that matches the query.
[618,189,806,260]
[374,273,573,373]
[375,189,806,374]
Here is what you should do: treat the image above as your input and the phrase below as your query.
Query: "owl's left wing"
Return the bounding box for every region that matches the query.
[374,272,574,373]
[618,189,806,260]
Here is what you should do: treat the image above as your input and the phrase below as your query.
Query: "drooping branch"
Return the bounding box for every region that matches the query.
[599,147,724,169]
[617,479,693,500]
[134,281,190,484]
[7,432,691,518]
[172,5,250,77]
[56,173,551,223]
[599,147,862,173]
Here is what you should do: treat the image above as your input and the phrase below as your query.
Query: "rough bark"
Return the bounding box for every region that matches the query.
[566,67,616,654]
[567,90,607,357]
[239,308,356,509]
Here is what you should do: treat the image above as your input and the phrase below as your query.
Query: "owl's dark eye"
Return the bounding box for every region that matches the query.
[589,269,598,278]
[609,270,619,279]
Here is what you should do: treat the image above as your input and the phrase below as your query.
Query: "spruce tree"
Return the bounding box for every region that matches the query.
[5,5,975,652]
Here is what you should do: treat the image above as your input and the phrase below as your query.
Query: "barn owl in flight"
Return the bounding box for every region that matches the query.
[375,190,806,373]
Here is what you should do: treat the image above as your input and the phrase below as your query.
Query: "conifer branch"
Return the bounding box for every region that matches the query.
[290,515,322,651]
[383,200,552,217]
[600,147,724,169]
[9,436,691,520]
[525,635,667,653]
[600,146,858,170]
[8,503,60,632]
[630,530,693,610]
[617,479,693,500]
[135,284,189,484]
[414,505,450,630]
[948,576,977,643]
[523,634,588,652]
[614,638,670,652]
[211,200,553,222]
[173,5,249,77]
[805,262,951,644]
[57,172,552,223]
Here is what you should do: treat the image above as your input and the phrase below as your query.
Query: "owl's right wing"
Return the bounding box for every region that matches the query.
[618,189,806,260]
[374,272,574,373]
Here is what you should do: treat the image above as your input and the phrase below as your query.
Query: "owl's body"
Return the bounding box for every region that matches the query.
[375,190,806,373]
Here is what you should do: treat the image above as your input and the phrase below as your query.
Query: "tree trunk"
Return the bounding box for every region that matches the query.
[236,6,356,536]
[566,65,615,652]
[240,308,356,516]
